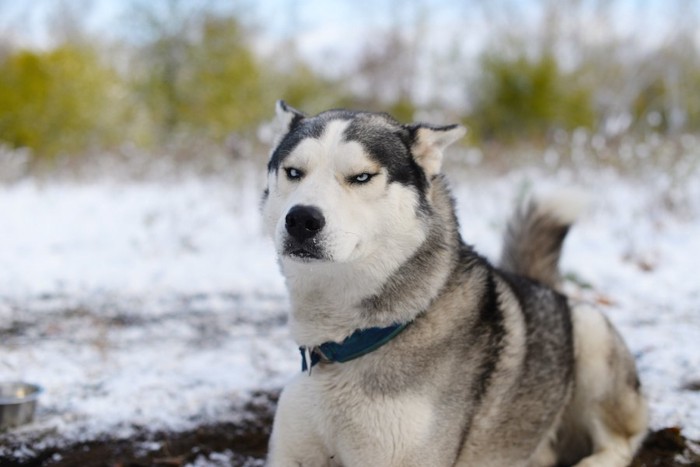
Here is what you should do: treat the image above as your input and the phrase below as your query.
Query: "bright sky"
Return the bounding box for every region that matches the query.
[2,0,692,50]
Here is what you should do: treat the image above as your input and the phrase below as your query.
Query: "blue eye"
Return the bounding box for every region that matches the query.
[285,167,303,181]
[350,173,375,184]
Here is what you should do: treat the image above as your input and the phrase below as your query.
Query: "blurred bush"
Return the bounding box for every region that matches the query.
[468,51,594,143]
[133,12,268,144]
[0,44,128,159]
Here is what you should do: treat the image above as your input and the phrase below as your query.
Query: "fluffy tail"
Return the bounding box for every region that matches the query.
[499,190,588,290]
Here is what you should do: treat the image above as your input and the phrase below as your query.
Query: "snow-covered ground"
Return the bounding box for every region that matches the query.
[0,161,699,459]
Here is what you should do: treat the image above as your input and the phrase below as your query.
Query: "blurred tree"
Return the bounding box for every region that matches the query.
[632,78,670,132]
[132,3,269,143]
[180,14,267,138]
[350,31,417,122]
[683,67,700,132]
[270,59,348,116]
[468,51,594,142]
[0,44,127,158]
[329,0,428,122]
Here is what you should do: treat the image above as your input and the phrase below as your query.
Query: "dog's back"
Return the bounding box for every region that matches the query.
[450,195,580,465]
[482,190,648,466]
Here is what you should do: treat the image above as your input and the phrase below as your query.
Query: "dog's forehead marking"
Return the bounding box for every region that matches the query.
[283,119,378,173]
[269,111,403,173]
[318,119,354,157]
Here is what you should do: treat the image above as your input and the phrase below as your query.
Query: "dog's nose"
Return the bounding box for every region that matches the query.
[285,205,325,242]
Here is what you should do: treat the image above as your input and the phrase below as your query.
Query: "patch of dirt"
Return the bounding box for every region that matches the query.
[631,427,700,467]
[2,390,698,467]
[0,391,277,467]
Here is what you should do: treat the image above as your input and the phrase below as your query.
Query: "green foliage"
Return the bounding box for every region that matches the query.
[0,45,126,158]
[685,74,700,131]
[134,13,271,143]
[386,98,416,124]
[468,52,594,143]
[632,79,669,132]
[274,62,348,116]
[0,8,348,161]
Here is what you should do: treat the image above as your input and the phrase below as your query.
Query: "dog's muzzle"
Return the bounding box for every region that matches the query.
[283,205,326,260]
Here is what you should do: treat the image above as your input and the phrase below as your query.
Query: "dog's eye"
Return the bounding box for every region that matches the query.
[349,173,375,184]
[284,167,304,181]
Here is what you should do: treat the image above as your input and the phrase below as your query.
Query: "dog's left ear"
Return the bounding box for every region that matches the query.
[407,123,466,177]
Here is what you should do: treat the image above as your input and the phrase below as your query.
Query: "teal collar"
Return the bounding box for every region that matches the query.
[299,322,411,373]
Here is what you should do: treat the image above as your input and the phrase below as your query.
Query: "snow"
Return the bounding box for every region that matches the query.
[0,161,699,457]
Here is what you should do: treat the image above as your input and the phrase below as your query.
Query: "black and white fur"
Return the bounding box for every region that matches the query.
[262,101,648,467]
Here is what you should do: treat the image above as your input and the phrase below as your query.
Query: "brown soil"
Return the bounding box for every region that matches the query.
[631,427,700,467]
[1,390,698,467]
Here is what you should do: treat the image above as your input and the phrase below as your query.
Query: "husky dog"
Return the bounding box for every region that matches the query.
[262,101,648,467]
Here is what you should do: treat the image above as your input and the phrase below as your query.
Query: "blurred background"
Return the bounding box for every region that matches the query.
[1,0,699,178]
[2,3,700,463]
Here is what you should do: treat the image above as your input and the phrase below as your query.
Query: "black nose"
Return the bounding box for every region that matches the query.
[285,205,325,242]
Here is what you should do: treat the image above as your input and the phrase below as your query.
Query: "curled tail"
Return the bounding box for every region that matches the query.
[499,190,588,290]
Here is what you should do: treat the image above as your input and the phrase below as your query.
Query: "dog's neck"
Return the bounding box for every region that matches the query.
[282,177,461,347]
[283,256,413,346]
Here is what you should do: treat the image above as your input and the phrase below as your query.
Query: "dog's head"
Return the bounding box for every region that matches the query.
[262,100,465,267]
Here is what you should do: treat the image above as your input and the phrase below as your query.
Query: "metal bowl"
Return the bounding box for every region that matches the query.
[0,382,42,431]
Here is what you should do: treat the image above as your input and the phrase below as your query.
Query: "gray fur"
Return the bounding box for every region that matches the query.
[500,198,570,289]
[264,104,648,467]
[360,175,460,327]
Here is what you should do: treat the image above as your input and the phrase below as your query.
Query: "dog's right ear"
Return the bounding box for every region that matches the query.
[274,100,305,140]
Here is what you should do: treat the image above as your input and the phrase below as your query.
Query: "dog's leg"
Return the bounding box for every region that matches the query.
[268,375,333,467]
[270,375,441,466]
[561,305,648,467]
[330,392,442,467]
[527,418,563,467]
[573,420,645,467]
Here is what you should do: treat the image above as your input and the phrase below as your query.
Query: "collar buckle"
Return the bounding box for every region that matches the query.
[298,321,411,373]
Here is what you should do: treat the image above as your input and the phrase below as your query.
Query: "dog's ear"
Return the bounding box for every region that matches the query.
[274,100,305,140]
[407,123,466,177]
